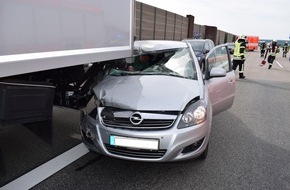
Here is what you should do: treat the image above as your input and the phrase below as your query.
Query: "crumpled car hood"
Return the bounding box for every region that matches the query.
[93,75,201,111]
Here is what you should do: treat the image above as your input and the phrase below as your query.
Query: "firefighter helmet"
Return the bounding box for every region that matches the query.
[240,35,246,40]
[237,35,246,42]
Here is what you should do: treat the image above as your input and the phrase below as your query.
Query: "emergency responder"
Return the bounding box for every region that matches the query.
[267,39,278,69]
[282,41,288,57]
[233,35,246,79]
[260,41,266,57]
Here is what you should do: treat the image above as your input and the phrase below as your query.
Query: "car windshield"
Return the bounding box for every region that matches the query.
[108,47,197,80]
[187,41,204,52]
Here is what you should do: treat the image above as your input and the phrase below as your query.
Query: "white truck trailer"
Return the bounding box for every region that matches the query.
[0,0,134,125]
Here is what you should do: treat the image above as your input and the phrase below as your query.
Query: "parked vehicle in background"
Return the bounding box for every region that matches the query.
[246,36,259,51]
[80,40,236,162]
[183,39,215,72]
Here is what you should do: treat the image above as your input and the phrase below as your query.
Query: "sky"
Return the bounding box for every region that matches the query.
[137,0,290,40]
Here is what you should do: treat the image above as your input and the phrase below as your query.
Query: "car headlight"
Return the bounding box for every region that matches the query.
[177,100,207,129]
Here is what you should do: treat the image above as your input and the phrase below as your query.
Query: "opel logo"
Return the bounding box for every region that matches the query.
[130,112,143,125]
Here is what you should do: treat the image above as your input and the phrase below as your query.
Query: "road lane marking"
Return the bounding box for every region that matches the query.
[1,143,89,190]
[275,61,284,69]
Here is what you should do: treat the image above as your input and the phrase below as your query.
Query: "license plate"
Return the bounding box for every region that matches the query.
[110,135,159,150]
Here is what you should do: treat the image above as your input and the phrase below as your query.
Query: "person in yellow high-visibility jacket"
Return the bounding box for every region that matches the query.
[233,35,246,79]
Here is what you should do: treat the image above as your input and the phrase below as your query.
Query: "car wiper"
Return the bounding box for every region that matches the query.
[149,72,183,78]
[162,72,196,80]
[109,70,141,76]
[138,71,158,75]
[165,73,184,78]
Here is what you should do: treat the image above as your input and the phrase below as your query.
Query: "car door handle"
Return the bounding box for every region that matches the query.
[228,79,234,83]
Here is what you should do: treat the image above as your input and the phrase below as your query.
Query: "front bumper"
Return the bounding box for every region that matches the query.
[80,108,212,162]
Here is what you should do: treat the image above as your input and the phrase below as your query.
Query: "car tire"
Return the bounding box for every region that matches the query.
[198,143,208,160]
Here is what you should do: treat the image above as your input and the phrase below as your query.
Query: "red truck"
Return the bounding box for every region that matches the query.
[246,36,259,51]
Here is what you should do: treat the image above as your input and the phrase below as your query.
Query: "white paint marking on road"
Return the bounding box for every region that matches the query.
[275,61,284,69]
[1,143,89,190]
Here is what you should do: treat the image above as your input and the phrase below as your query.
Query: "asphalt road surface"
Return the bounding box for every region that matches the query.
[1,50,289,190]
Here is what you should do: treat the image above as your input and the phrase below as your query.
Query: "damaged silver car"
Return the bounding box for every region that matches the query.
[80,40,235,162]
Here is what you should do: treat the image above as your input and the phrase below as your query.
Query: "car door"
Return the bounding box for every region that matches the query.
[204,44,235,115]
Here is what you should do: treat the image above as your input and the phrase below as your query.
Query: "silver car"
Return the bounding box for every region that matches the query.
[80,40,235,162]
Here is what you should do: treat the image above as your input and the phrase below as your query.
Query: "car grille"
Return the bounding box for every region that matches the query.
[101,108,178,130]
[102,117,174,129]
[105,144,166,159]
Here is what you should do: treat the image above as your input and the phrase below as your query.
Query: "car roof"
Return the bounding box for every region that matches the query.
[183,39,213,43]
[225,42,234,46]
[134,40,188,54]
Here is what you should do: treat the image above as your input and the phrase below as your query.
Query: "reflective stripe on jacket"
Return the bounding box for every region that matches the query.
[233,41,246,60]
[268,44,277,56]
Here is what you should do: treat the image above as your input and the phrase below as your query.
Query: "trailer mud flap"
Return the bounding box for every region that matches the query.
[0,82,55,125]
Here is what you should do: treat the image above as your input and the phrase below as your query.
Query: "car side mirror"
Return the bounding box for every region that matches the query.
[209,67,226,78]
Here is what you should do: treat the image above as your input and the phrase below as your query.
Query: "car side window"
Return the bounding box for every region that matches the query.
[204,42,210,52]
[210,41,214,49]
[207,46,230,72]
